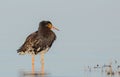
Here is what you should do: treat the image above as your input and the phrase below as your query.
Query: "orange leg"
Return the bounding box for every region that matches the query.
[40,53,45,74]
[32,55,35,74]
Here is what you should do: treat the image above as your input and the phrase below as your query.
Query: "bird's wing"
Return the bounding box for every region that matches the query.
[17,30,56,55]
[17,31,41,55]
[25,31,38,42]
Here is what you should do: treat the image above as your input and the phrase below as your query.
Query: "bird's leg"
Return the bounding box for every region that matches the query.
[40,53,45,74]
[32,55,35,74]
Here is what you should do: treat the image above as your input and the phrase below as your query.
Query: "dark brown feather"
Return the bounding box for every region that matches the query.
[17,21,56,55]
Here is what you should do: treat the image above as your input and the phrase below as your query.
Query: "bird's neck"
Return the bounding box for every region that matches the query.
[38,27,52,36]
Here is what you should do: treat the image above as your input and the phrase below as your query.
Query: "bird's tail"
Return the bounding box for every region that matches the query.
[17,48,26,55]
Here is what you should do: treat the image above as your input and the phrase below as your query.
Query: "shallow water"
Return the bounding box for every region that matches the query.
[17,70,120,77]
[0,52,120,77]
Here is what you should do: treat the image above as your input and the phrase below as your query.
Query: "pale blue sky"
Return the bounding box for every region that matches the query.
[0,0,120,77]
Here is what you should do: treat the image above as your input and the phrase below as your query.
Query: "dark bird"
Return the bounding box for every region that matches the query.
[17,21,59,74]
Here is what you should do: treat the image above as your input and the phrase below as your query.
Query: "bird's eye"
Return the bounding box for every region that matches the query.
[47,23,52,29]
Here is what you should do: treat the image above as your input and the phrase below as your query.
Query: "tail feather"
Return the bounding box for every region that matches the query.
[17,46,35,55]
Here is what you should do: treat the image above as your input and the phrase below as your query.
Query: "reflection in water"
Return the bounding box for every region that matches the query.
[19,54,48,77]
[18,54,52,77]
[19,71,49,77]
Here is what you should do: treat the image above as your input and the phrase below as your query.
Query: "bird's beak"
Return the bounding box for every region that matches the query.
[52,26,59,31]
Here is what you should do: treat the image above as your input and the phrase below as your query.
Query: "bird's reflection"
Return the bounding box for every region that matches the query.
[19,70,50,77]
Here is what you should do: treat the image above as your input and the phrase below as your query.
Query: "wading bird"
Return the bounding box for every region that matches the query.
[17,21,59,74]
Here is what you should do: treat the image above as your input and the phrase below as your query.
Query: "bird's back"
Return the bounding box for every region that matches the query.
[17,29,56,55]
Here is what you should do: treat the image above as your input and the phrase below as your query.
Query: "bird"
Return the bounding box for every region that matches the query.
[17,20,59,74]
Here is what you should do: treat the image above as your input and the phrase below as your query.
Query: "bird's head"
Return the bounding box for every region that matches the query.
[39,21,59,31]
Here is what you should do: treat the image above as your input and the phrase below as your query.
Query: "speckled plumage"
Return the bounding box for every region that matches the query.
[17,21,56,55]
